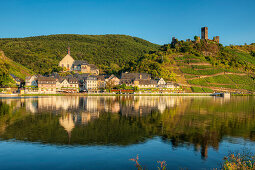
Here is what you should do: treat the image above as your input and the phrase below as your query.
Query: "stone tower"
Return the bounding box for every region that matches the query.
[213,36,220,43]
[201,27,208,40]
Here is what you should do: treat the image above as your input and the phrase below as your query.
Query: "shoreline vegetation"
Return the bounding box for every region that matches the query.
[130,151,255,170]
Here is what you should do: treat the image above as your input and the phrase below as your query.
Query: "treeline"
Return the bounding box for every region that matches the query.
[0,34,159,75]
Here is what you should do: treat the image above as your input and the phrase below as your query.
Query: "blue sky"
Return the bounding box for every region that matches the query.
[0,0,254,45]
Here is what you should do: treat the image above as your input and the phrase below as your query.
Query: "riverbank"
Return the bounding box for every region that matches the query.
[20,93,212,97]
[1,93,253,97]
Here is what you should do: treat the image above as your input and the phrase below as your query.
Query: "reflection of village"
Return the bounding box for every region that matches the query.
[0,96,246,160]
[23,96,182,115]
[2,96,182,130]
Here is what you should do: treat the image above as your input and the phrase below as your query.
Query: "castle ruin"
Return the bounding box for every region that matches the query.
[171,27,220,44]
[201,27,208,40]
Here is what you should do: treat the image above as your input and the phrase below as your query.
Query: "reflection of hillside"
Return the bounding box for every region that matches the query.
[160,96,255,159]
[0,96,255,160]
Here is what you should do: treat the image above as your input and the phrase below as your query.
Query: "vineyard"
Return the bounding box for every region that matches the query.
[188,75,255,91]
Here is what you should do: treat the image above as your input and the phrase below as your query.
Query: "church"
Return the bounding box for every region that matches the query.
[59,47,99,75]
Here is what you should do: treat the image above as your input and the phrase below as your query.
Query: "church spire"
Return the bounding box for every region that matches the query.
[67,45,70,55]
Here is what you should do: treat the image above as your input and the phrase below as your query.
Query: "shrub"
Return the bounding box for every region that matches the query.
[223,151,255,170]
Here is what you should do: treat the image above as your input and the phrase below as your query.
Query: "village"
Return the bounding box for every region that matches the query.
[18,48,181,94]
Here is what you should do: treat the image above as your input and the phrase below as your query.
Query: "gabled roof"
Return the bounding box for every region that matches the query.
[60,54,74,62]
[25,75,39,80]
[121,72,151,80]
[107,74,119,80]
[38,77,56,84]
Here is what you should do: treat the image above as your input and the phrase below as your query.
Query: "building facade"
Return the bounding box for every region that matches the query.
[56,78,79,93]
[83,76,98,92]
[59,48,99,75]
[38,77,57,94]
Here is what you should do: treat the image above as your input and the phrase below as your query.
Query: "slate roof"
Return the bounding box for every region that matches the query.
[68,78,78,84]
[73,60,88,66]
[97,75,106,81]
[38,77,56,84]
[138,79,157,85]
[121,72,151,81]
[74,73,90,80]
[84,75,97,81]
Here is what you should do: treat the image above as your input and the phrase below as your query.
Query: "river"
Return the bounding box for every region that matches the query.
[0,96,254,169]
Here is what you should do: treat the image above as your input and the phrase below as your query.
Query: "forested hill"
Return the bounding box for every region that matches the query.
[0,34,159,74]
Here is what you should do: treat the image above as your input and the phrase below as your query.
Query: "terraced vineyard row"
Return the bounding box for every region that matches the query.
[188,75,255,91]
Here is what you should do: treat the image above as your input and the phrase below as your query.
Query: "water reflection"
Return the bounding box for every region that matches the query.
[0,96,255,160]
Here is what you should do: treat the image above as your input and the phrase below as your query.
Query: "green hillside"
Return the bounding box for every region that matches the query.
[0,34,254,92]
[130,40,255,92]
[0,34,159,74]
[0,51,34,87]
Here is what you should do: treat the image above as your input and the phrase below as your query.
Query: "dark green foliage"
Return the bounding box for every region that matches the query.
[0,34,159,75]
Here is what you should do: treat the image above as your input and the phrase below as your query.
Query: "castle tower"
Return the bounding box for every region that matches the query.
[201,27,208,40]
[213,36,220,43]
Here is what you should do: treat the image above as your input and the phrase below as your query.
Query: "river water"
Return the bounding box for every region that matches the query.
[0,96,254,169]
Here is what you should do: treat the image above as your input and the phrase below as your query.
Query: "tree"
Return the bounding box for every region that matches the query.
[105,80,115,92]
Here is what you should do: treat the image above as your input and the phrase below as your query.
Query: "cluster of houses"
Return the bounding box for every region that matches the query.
[20,48,180,94]
[24,72,180,94]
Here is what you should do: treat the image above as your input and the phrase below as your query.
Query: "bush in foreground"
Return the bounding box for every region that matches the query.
[223,151,255,170]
